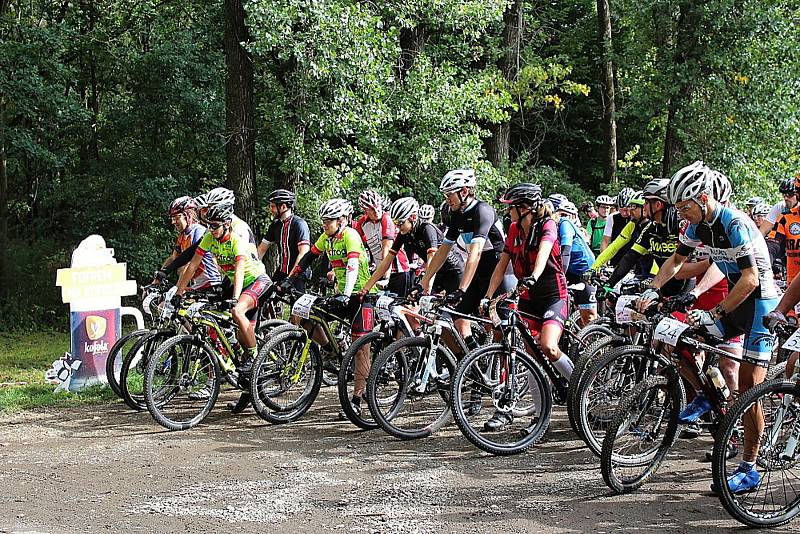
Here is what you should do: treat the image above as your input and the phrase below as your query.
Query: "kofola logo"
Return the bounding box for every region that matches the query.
[84,315,109,355]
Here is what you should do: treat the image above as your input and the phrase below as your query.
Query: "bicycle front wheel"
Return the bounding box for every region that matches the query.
[105,329,150,399]
[366,336,456,440]
[337,330,395,430]
[600,375,682,493]
[143,335,220,431]
[711,378,800,528]
[451,344,552,455]
[120,330,174,411]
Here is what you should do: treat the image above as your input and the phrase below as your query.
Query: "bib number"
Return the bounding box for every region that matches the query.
[292,294,318,319]
[375,295,394,321]
[781,328,800,351]
[615,295,638,324]
[653,317,690,346]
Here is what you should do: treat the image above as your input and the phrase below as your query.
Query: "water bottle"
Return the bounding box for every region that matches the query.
[224,326,239,350]
[707,366,730,399]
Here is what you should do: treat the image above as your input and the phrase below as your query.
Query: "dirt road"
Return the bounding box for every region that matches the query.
[0,389,792,533]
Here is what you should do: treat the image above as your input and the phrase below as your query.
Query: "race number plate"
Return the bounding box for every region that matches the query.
[292,294,317,319]
[185,302,205,318]
[142,292,157,315]
[653,316,690,346]
[782,328,800,351]
[615,295,638,324]
[375,295,394,321]
[419,296,436,315]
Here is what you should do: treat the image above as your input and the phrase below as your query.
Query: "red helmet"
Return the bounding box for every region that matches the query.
[168,196,197,216]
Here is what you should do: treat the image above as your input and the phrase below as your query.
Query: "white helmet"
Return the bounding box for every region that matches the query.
[390,197,419,223]
[746,196,765,207]
[752,203,770,217]
[595,195,614,206]
[439,169,476,193]
[418,204,435,222]
[358,190,383,211]
[709,171,732,203]
[195,187,235,209]
[559,201,578,216]
[667,161,713,204]
[643,178,671,203]
[319,198,353,220]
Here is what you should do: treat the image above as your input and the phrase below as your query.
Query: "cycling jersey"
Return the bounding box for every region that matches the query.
[443,199,505,254]
[309,227,374,294]
[175,223,221,289]
[504,218,567,302]
[774,209,800,280]
[767,200,793,225]
[353,212,410,273]
[262,214,311,277]
[196,230,266,287]
[391,222,464,282]
[586,216,605,254]
[558,217,595,276]
[231,214,257,248]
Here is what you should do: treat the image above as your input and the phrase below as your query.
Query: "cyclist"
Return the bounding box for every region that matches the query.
[550,195,597,325]
[353,190,412,297]
[641,160,778,493]
[360,197,463,295]
[257,189,311,292]
[601,187,634,254]
[481,183,573,430]
[750,203,770,226]
[418,169,510,351]
[154,196,222,290]
[175,203,270,374]
[759,177,798,236]
[287,198,377,415]
[419,204,435,224]
[605,179,685,296]
[589,190,653,279]
[744,196,765,218]
[586,195,614,255]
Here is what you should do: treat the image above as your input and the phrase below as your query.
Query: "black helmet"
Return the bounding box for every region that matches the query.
[499,183,543,207]
[779,178,796,195]
[205,203,234,223]
[268,189,295,207]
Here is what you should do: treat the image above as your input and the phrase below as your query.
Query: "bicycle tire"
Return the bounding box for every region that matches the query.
[566,333,624,436]
[569,324,618,388]
[711,378,800,527]
[105,329,150,398]
[120,329,174,411]
[451,343,553,455]
[250,328,322,424]
[337,330,390,430]
[143,334,221,431]
[366,336,456,440]
[600,375,682,493]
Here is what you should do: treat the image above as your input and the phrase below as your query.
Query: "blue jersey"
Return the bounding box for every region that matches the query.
[677,205,778,300]
[558,218,595,275]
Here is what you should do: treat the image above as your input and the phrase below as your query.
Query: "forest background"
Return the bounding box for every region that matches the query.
[1,0,798,330]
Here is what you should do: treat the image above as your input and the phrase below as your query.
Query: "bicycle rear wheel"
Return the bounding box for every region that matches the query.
[337,330,394,430]
[120,330,174,411]
[366,336,456,440]
[711,378,800,528]
[600,375,682,493]
[451,344,552,455]
[250,328,322,424]
[143,335,220,431]
[105,329,150,399]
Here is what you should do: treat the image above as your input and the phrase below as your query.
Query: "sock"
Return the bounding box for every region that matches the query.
[553,354,574,380]
[465,335,478,351]
[742,461,755,469]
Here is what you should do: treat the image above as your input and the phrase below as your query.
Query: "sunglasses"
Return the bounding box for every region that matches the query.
[208,222,225,230]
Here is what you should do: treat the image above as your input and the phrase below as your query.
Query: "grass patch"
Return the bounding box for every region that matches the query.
[0,330,116,413]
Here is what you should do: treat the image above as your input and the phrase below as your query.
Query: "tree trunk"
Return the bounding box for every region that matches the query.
[597,0,617,185]
[486,0,523,168]
[224,0,256,226]
[0,136,7,298]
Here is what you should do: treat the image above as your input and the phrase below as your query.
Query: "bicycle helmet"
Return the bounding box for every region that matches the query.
[643,178,671,203]
[627,190,645,207]
[559,201,578,216]
[596,195,614,206]
[205,203,234,223]
[168,196,196,216]
[418,204,435,222]
[752,203,771,217]
[548,193,568,210]
[319,198,353,220]
[667,161,714,204]
[358,190,383,211]
[268,189,296,207]
[745,196,764,207]
[439,169,476,193]
[382,196,392,212]
[779,177,796,195]
[709,171,732,204]
[616,187,635,208]
[501,183,543,207]
[195,187,235,208]
[390,197,419,223]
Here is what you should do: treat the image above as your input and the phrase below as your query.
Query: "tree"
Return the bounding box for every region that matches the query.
[596,0,617,184]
